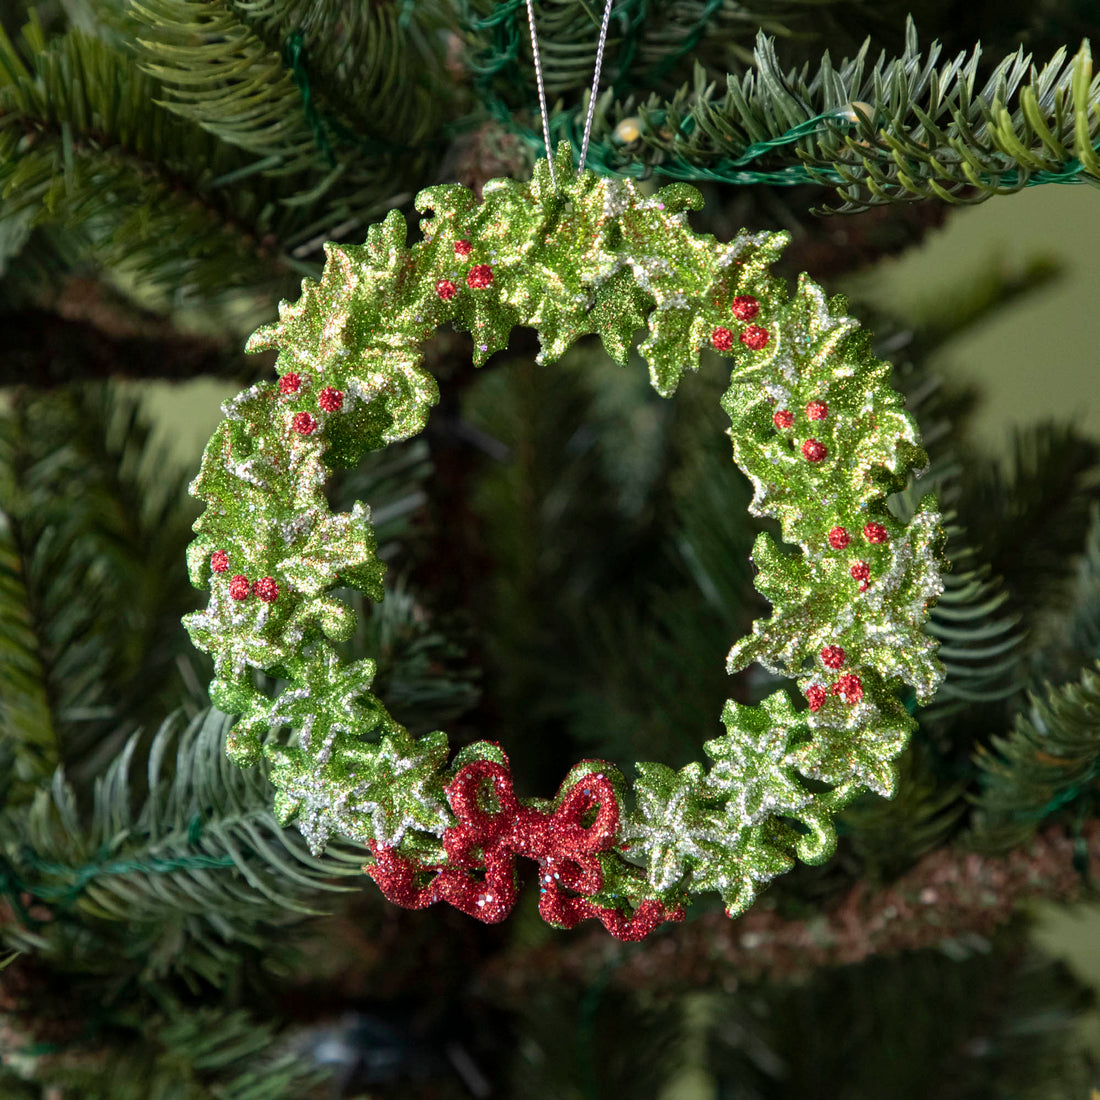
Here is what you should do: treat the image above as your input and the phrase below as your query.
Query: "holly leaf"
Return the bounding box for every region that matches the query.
[269,730,451,855]
[589,269,652,364]
[690,823,795,917]
[624,761,717,893]
[705,693,812,827]
[638,306,701,397]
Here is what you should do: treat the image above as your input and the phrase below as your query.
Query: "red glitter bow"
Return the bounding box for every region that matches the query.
[366,753,682,941]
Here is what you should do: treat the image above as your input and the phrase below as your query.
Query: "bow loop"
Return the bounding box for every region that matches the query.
[551,770,620,854]
[445,759,518,846]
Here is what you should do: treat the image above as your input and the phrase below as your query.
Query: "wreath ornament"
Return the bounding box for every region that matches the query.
[184,147,947,941]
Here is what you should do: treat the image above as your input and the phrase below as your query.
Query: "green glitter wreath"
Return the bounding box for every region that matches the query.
[184,145,947,940]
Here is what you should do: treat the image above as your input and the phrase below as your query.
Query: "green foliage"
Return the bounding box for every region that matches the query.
[0,14,414,306]
[2,708,365,980]
[462,0,833,99]
[954,422,1100,625]
[839,740,966,882]
[580,21,1100,210]
[970,661,1100,852]
[0,385,207,782]
[132,0,449,161]
[923,526,1024,716]
[10,1001,329,1099]
[0,480,57,801]
[2,0,1100,1092]
[1062,503,1100,671]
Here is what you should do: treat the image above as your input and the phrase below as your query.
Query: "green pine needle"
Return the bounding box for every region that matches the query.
[970,660,1100,852]
[574,20,1100,210]
[4,708,366,979]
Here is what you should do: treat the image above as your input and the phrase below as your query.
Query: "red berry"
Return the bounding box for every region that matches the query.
[466,264,493,289]
[278,373,300,395]
[292,411,317,435]
[731,295,759,320]
[828,527,850,549]
[210,550,229,573]
[832,673,864,705]
[821,645,846,669]
[436,279,457,300]
[864,522,889,544]
[454,239,472,258]
[229,575,250,600]
[807,401,828,420]
[740,325,769,350]
[801,438,827,462]
[712,327,734,351]
[806,685,827,712]
[319,386,343,412]
[773,409,794,430]
[850,561,870,581]
[253,576,279,603]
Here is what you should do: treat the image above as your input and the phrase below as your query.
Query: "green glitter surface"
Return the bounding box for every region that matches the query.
[184,145,947,924]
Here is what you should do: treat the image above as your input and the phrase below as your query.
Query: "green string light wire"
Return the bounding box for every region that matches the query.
[1006,760,1100,824]
[0,817,235,914]
[21,850,237,906]
[282,32,336,167]
[491,89,849,184]
[461,0,716,101]
[282,31,424,163]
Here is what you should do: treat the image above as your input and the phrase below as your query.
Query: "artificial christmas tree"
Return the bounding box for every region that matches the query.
[2,1,1100,1095]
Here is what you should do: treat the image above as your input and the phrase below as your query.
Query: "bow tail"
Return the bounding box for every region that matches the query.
[435,844,518,923]
[365,845,440,910]
[539,885,685,941]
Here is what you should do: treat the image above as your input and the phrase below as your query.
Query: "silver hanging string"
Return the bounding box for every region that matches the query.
[524,0,557,189]
[579,0,615,174]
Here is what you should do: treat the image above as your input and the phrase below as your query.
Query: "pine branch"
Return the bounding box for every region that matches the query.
[462,0,834,99]
[886,450,1024,723]
[871,337,1025,727]
[3,709,366,982]
[953,423,1100,626]
[0,385,208,779]
[0,495,57,802]
[0,224,101,312]
[488,821,1099,993]
[562,399,759,769]
[132,0,451,161]
[3,997,329,1099]
[970,661,1100,852]
[838,741,967,882]
[1065,504,1100,671]
[574,21,1100,210]
[923,528,1024,716]
[0,18,290,299]
[0,17,407,303]
[1019,505,1100,690]
[346,578,481,738]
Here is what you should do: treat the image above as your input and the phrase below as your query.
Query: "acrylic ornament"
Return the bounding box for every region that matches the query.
[184,145,948,941]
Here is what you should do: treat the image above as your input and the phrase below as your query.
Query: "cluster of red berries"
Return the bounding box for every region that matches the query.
[712,295,769,353]
[276,372,344,436]
[435,239,494,302]
[772,401,831,463]
[805,643,864,712]
[211,551,279,602]
[827,523,890,592]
